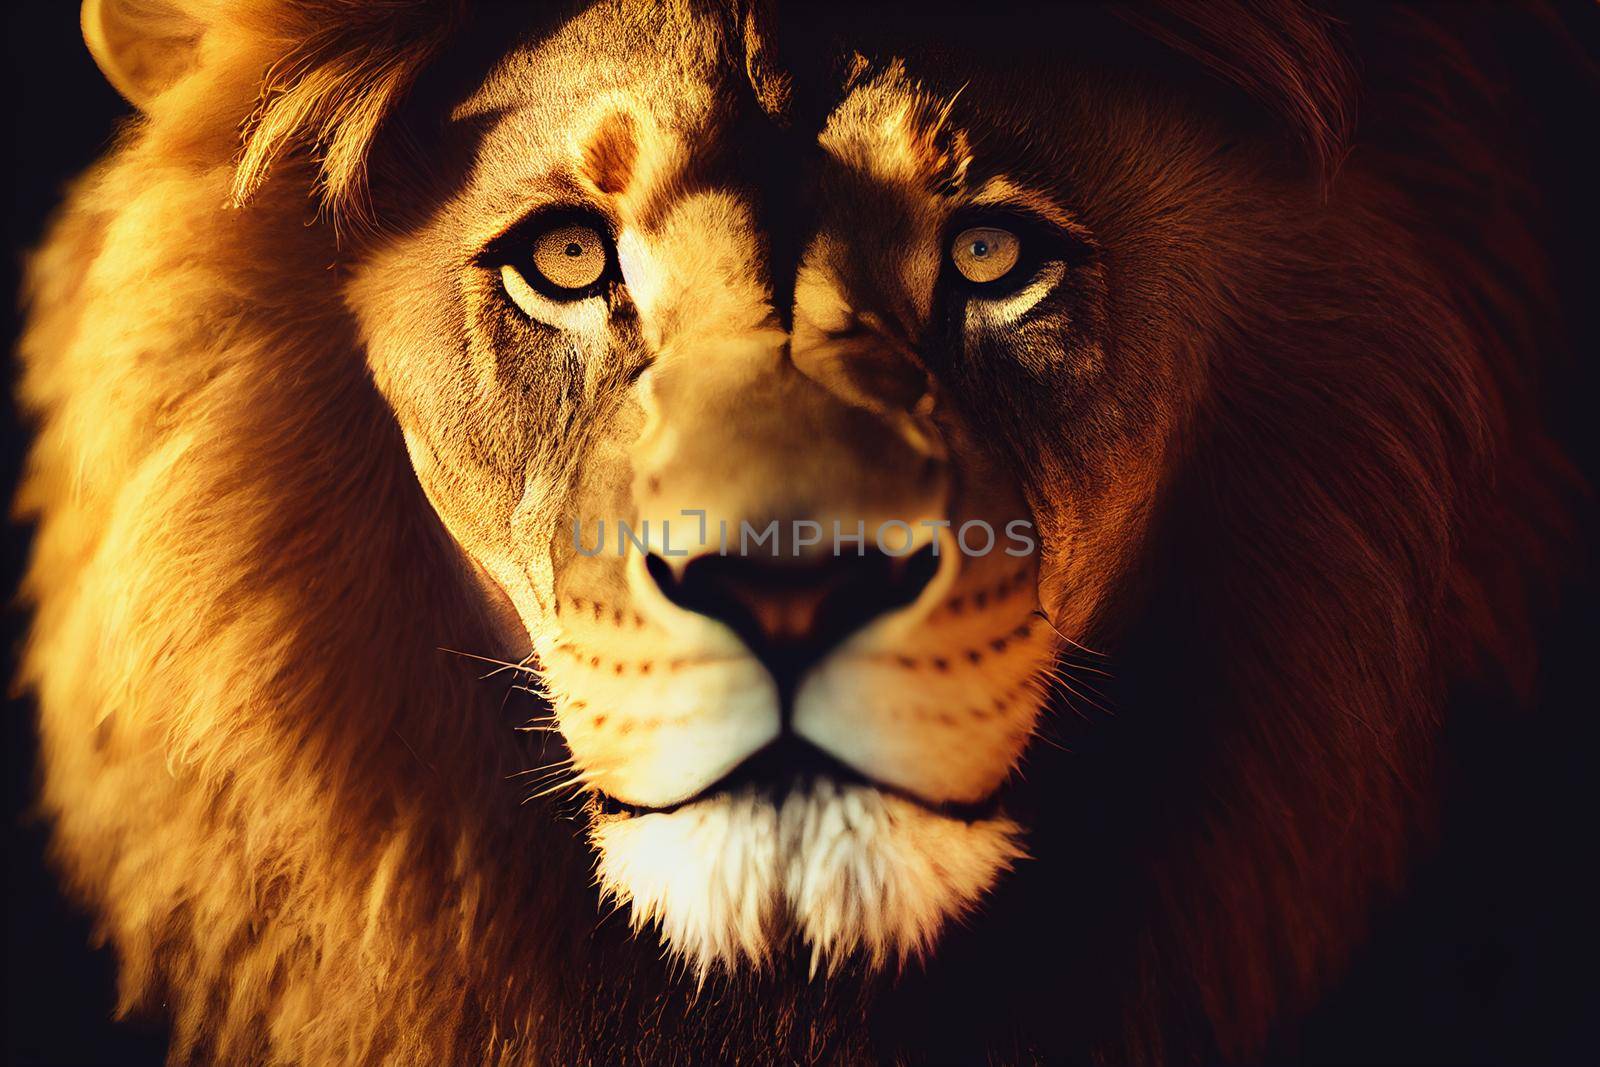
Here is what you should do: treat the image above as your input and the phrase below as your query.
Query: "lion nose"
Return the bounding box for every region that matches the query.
[644,546,939,695]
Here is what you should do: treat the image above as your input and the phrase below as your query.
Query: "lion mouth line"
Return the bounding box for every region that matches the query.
[591,733,1005,823]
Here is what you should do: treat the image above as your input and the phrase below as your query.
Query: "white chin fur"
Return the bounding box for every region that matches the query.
[588,780,1025,977]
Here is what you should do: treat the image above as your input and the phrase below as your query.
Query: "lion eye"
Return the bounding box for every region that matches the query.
[498,217,615,312]
[532,224,608,290]
[950,226,1021,285]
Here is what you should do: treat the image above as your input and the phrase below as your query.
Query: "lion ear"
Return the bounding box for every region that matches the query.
[81,0,204,110]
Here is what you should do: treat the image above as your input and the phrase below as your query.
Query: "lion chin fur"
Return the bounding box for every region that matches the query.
[588,783,1025,977]
[14,1,1583,1064]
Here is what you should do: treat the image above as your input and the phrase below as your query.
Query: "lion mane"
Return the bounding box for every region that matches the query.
[14,1,1583,1063]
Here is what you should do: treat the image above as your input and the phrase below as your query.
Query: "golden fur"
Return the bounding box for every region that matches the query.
[16,1,1585,1062]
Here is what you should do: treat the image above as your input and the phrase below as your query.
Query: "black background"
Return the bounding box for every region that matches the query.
[4,3,1595,1064]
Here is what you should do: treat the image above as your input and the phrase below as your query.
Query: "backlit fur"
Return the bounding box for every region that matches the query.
[15,1,1582,1063]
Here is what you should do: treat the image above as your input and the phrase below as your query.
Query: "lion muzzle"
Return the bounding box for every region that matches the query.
[629,336,954,698]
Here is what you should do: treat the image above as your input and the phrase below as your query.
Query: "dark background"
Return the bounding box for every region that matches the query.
[4,3,1596,1064]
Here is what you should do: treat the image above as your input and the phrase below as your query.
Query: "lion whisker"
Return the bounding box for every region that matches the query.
[524,770,601,803]
[515,721,560,733]
[507,758,575,782]
[1037,663,1115,718]
[1027,725,1074,753]
[437,646,541,679]
[520,765,576,786]
[1031,610,1109,660]
[1045,662,1115,709]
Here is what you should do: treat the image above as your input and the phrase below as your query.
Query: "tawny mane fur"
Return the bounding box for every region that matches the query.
[15,1,1582,1063]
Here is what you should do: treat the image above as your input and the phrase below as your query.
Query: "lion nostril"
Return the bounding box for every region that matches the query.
[644,545,939,696]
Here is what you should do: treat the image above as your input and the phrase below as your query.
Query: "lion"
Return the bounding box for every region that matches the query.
[14,0,1583,1062]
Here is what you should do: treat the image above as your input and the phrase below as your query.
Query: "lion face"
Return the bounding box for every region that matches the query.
[28,0,1582,1058]
[350,2,1199,972]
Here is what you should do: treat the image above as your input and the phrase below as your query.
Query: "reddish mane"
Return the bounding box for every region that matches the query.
[14,2,1587,1062]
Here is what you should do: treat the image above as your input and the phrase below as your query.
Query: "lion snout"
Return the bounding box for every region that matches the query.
[640,545,942,697]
